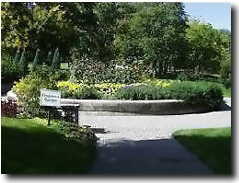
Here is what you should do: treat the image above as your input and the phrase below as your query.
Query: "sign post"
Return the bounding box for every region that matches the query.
[40,89,61,125]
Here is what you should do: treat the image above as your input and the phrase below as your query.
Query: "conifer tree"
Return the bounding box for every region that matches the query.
[51,48,60,70]
[32,48,40,71]
[46,51,52,65]
[19,48,27,74]
[14,48,21,63]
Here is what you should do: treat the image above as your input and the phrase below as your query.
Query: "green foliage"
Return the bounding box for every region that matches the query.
[32,48,40,71]
[115,81,223,109]
[94,83,126,97]
[1,55,22,82]
[46,51,52,65]
[57,81,101,99]
[57,79,223,109]
[51,48,60,70]
[115,84,163,100]
[186,21,231,74]
[220,48,231,80]
[13,48,21,63]
[57,81,126,99]
[169,81,223,109]
[54,121,97,145]
[12,65,61,116]
[173,127,231,174]
[116,3,188,76]
[2,117,96,174]
[19,48,28,74]
[70,54,149,84]
[1,2,231,81]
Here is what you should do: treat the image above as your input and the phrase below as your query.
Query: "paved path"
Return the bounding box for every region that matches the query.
[89,139,213,175]
[80,99,231,175]
[80,110,231,141]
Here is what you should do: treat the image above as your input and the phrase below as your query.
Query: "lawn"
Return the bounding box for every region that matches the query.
[222,87,231,97]
[1,117,96,174]
[173,127,231,175]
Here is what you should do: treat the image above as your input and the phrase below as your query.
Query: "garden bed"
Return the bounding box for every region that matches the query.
[12,77,224,116]
[61,99,211,115]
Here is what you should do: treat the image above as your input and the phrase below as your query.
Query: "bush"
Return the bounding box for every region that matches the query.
[1,99,18,117]
[57,81,126,99]
[141,78,173,87]
[12,65,62,117]
[57,79,223,109]
[54,121,97,145]
[222,77,231,89]
[57,81,101,99]
[1,55,22,82]
[94,83,126,98]
[69,53,150,84]
[169,81,224,109]
[115,83,175,100]
[115,81,223,109]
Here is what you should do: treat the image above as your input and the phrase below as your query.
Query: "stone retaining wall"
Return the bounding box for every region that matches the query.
[61,99,210,115]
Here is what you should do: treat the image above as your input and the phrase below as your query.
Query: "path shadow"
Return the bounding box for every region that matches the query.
[89,138,219,176]
[217,102,231,111]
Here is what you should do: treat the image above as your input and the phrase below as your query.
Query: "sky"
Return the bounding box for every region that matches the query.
[184,3,231,31]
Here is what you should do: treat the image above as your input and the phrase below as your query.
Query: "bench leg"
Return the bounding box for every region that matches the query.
[75,109,79,124]
[47,110,51,126]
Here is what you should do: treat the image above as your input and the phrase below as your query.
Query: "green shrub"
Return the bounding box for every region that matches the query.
[1,55,22,82]
[51,48,60,70]
[57,81,125,99]
[115,81,223,109]
[12,65,62,117]
[222,77,231,89]
[69,53,150,84]
[31,49,40,71]
[74,86,101,99]
[57,81,101,99]
[54,121,97,145]
[57,80,223,109]
[94,83,126,97]
[176,72,189,81]
[169,81,223,109]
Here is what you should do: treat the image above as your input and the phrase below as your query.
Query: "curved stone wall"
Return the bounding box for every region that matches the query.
[61,99,211,115]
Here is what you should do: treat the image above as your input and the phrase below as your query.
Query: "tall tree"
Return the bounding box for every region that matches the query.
[186,20,230,74]
[115,3,188,77]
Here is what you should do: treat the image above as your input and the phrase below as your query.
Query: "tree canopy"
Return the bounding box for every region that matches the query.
[1,2,231,78]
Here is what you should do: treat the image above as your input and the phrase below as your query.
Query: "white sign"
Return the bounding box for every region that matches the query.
[40,89,61,107]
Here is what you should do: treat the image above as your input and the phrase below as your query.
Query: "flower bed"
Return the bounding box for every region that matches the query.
[57,80,223,109]
[13,78,224,117]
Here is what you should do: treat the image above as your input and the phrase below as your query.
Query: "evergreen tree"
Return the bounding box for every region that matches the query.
[32,48,40,71]
[51,48,60,70]
[46,51,52,65]
[19,48,27,74]
[14,48,21,63]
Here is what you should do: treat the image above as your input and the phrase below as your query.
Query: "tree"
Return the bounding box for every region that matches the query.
[14,48,21,63]
[51,48,60,70]
[19,48,28,74]
[1,2,77,63]
[186,20,230,74]
[32,48,40,71]
[115,3,188,77]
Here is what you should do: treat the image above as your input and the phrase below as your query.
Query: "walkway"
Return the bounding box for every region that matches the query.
[80,98,231,175]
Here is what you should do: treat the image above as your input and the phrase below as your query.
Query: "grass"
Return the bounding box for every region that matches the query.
[222,87,231,97]
[173,128,231,175]
[1,117,96,174]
